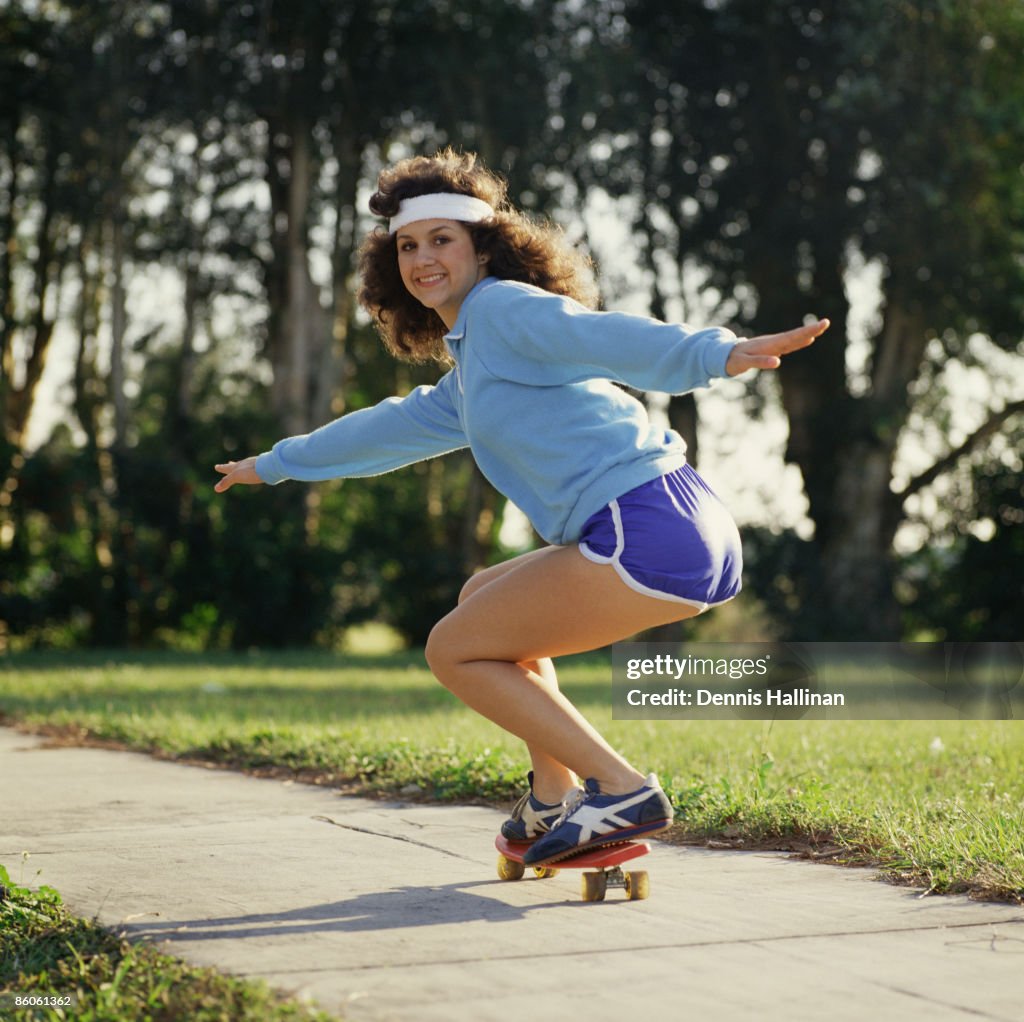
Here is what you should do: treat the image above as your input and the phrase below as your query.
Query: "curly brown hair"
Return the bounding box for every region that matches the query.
[357,148,598,363]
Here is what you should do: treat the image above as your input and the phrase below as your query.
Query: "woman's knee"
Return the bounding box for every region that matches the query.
[424,614,460,683]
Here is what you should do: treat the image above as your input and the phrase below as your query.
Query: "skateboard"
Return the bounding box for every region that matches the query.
[495,834,651,901]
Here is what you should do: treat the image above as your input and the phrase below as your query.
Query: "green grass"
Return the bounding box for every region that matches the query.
[0,863,339,1022]
[2,649,1023,906]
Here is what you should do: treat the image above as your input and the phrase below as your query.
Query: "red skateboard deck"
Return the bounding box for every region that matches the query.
[495,834,651,901]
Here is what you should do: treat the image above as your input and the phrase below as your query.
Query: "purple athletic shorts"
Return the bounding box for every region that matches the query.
[577,464,743,612]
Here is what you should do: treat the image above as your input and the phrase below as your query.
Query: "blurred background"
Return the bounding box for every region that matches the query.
[1,0,1021,652]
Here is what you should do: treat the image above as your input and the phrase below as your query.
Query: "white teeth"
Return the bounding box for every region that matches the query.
[418,273,445,284]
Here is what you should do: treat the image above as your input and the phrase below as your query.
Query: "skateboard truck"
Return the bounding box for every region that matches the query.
[495,834,651,902]
[581,862,649,902]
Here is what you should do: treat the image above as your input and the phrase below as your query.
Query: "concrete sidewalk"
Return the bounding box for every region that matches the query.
[2,726,1022,1022]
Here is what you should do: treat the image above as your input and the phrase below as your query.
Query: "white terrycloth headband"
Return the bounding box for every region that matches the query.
[388,193,495,235]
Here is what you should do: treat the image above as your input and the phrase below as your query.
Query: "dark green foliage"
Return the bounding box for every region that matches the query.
[1,1,1020,647]
[901,442,1024,641]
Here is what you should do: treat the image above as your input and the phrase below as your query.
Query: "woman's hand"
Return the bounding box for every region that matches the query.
[725,319,830,377]
[214,457,263,493]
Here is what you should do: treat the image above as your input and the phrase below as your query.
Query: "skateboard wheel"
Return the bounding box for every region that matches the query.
[624,870,649,900]
[497,854,526,881]
[581,871,607,902]
[532,866,558,879]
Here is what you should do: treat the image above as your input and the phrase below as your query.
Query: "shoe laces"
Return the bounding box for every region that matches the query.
[551,786,586,829]
[508,789,531,821]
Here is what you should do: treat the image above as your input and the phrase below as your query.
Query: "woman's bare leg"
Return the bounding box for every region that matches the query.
[426,544,700,795]
[517,658,580,803]
[457,549,577,802]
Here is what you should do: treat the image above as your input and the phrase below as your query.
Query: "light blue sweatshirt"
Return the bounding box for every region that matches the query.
[255,277,737,545]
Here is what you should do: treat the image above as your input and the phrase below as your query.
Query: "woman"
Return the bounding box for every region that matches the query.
[215,149,829,866]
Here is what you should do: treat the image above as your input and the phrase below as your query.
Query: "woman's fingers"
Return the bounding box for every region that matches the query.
[726,318,830,376]
[213,458,261,493]
[756,318,830,354]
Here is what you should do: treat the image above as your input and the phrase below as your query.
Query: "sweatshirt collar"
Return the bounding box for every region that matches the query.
[444,276,499,342]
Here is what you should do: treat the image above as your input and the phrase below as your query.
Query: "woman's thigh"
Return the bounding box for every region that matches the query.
[432,544,697,666]
[458,545,562,603]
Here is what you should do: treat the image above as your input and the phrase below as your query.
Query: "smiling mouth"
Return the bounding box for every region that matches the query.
[416,273,446,286]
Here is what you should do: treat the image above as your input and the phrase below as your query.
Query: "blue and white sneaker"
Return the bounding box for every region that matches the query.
[522,774,673,865]
[500,772,580,842]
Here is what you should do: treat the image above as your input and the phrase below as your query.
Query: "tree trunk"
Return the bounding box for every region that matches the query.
[776,279,928,638]
[266,111,331,437]
[320,127,361,424]
[108,206,129,451]
[3,137,61,451]
[177,253,200,424]
[71,231,103,452]
[0,111,18,428]
[261,100,335,549]
[667,394,699,469]
[816,441,902,637]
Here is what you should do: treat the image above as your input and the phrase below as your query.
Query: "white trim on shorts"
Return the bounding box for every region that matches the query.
[577,498,734,613]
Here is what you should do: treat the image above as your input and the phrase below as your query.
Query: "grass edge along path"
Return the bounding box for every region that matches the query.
[2,650,1023,906]
[6,714,1023,907]
[0,864,341,1022]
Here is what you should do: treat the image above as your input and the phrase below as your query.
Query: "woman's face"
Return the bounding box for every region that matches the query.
[395,218,488,328]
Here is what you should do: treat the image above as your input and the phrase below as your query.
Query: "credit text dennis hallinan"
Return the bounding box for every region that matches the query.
[623,654,846,708]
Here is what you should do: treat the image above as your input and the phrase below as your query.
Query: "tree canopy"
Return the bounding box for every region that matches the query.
[2,0,1021,649]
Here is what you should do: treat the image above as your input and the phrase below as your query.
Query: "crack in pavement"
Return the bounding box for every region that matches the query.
[311,816,482,864]
[231,916,1024,977]
[863,981,1013,1021]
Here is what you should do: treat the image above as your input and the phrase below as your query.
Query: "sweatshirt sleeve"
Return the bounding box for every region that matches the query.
[254,370,468,485]
[473,283,737,394]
